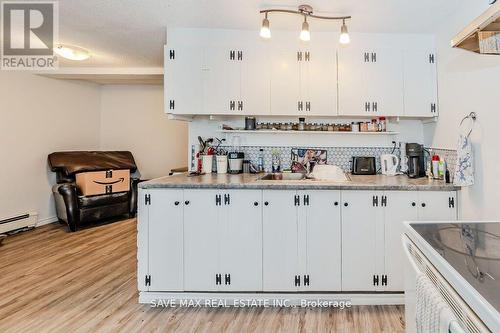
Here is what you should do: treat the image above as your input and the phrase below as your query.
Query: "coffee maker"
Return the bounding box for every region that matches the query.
[406,143,426,178]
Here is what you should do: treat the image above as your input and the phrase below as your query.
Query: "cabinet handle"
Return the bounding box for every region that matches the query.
[334,201,339,206]
[411,202,416,207]
[364,52,370,62]
[344,202,349,207]
[372,102,378,112]
[371,52,377,62]
[264,201,269,206]
[185,200,190,205]
[254,201,259,206]
[421,203,426,208]
[174,201,180,206]
[365,102,371,112]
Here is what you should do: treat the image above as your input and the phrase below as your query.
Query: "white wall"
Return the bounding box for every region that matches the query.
[426,1,500,219]
[0,72,101,223]
[100,85,188,179]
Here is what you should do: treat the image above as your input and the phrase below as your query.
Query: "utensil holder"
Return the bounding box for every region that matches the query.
[202,155,213,174]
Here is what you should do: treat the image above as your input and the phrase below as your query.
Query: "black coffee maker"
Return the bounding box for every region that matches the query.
[406,143,426,178]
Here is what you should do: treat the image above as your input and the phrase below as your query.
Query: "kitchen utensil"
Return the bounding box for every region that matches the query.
[351,157,376,175]
[380,154,400,176]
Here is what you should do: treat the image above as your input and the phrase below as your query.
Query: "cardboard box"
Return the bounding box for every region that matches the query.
[76,169,130,196]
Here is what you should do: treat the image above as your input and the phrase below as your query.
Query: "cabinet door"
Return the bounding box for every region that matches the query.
[220,190,262,291]
[301,46,337,116]
[241,41,271,115]
[338,48,369,116]
[369,48,404,117]
[164,45,204,115]
[403,50,438,117]
[262,190,299,291]
[270,46,301,115]
[338,48,403,116]
[203,46,242,115]
[383,191,418,291]
[147,190,185,291]
[300,191,341,291]
[341,191,385,291]
[418,191,457,221]
[183,190,220,291]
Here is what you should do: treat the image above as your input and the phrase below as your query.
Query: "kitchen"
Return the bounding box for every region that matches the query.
[136,1,500,332]
[1,1,499,332]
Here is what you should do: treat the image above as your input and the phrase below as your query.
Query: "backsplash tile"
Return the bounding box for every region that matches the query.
[191,144,458,176]
[217,146,400,172]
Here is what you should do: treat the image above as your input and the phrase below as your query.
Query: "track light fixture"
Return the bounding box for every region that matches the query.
[259,4,351,44]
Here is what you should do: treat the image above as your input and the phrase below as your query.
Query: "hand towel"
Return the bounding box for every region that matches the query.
[415,274,462,333]
[453,133,474,186]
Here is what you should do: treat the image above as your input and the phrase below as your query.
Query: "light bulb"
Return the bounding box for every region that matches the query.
[339,21,350,44]
[260,17,271,39]
[300,18,310,42]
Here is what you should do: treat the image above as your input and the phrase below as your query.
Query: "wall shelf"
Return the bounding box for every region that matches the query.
[219,130,399,135]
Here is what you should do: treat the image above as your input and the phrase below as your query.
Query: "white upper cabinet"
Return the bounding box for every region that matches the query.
[338,47,403,116]
[165,29,437,118]
[269,36,337,116]
[164,44,204,115]
[403,49,438,117]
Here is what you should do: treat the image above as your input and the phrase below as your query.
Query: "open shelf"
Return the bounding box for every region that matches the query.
[219,130,399,135]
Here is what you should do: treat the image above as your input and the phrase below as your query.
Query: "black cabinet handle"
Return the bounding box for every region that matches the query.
[334,201,339,206]
[344,202,349,207]
[185,200,190,205]
[411,202,416,207]
[174,201,180,206]
[421,203,426,207]
[264,201,269,206]
[254,201,259,206]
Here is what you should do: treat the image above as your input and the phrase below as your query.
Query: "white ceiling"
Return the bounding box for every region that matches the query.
[55,0,465,67]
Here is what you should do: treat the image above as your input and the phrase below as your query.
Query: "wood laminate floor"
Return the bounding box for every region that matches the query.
[0,219,405,333]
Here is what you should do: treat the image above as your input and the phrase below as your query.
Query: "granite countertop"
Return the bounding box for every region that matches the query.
[139,173,460,191]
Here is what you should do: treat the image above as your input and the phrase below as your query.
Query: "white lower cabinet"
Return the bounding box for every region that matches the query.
[183,189,262,291]
[139,188,457,294]
[341,191,385,291]
[139,189,184,292]
[262,190,341,292]
[342,190,458,292]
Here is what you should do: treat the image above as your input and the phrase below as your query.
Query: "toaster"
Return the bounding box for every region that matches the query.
[351,157,376,175]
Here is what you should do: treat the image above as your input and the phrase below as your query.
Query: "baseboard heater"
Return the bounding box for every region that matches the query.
[0,212,38,234]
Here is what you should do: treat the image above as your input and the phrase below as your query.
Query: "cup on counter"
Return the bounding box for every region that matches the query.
[216,155,228,174]
[202,154,213,174]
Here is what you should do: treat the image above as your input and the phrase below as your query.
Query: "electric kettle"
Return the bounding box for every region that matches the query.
[380,154,399,176]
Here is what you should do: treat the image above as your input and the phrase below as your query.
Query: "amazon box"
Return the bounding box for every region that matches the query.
[75,169,130,196]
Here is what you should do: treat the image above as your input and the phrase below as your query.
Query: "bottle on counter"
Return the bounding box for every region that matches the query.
[438,158,446,180]
[258,148,265,172]
[432,154,440,179]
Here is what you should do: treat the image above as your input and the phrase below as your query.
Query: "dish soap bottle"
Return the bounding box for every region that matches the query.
[258,148,265,172]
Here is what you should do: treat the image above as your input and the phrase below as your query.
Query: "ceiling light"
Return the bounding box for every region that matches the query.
[54,44,91,61]
[300,16,311,42]
[339,20,350,44]
[260,14,271,39]
[259,5,351,43]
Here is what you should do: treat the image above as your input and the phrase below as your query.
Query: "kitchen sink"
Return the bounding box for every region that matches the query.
[258,173,308,181]
[257,172,350,182]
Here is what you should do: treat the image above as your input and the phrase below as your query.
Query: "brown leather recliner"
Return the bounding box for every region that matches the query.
[48,151,142,232]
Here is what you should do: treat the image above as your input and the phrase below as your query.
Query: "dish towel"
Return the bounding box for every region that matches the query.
[415,274,464,333]
[453,133,474,186]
